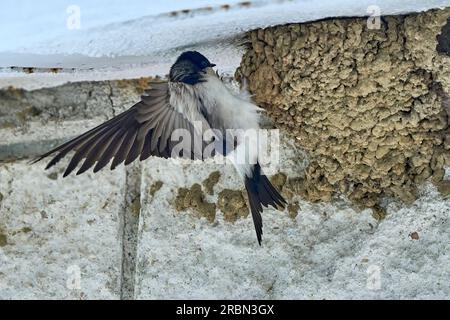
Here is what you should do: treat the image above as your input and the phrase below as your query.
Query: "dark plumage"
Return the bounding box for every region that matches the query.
[31,82,203,177]
[245,163,286,245]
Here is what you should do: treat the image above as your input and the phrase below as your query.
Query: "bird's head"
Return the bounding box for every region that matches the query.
[169,51,216,85]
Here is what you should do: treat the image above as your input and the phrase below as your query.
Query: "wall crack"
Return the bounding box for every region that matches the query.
[119,162,142,300]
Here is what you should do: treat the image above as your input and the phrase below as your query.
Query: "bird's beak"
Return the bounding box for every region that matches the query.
[209,63,216,68]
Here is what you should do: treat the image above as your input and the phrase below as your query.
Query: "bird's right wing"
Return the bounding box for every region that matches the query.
[33,81,213,177]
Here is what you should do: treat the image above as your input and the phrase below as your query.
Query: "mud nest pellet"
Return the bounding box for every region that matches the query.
[237,8,450,208]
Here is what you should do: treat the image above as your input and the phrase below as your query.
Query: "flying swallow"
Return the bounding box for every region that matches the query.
[33,51,286,244]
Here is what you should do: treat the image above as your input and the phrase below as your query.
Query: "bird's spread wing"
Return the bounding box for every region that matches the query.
[33,81,213,176]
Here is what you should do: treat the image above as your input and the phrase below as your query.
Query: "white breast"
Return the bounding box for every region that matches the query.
[197,74,263,177]
[196,74,261,131]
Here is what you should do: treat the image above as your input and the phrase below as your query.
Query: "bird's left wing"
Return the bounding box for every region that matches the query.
[33,81,212,177]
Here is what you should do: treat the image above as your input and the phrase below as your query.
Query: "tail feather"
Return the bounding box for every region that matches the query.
[244,163,287,245]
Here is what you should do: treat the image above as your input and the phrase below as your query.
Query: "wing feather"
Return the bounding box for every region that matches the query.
[93,128,129,173]
[33,81,214,176]
[110,128,138,170]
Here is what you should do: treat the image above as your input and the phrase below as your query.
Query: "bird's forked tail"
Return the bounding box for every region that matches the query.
[244,163,287,245]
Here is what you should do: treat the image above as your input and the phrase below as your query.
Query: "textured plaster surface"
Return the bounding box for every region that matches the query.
[0,160,125,299]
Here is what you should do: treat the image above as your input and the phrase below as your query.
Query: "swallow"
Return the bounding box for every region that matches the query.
[33,51,286,244]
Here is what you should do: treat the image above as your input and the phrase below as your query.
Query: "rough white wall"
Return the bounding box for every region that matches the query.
[0,161,125,299]
[1,131,449,299]
[134,150,450,299]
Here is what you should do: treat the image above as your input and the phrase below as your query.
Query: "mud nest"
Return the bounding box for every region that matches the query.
[237,8,450,208]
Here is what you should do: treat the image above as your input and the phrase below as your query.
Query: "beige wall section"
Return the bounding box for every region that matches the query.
[237,8,450,209]
[1,9,450,299]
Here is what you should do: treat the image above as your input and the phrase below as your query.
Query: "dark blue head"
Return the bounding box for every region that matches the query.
[169,51,216,85]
